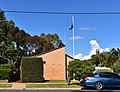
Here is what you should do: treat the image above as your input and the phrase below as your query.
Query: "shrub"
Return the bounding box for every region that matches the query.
[112,62,120,74]
[21,57,44,82]
[0,64,12,80]
[0,64,12,69]
[0,69,11,80]
[68,59,95,80]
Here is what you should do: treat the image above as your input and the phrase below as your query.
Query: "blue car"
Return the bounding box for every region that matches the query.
[80,72,120,90]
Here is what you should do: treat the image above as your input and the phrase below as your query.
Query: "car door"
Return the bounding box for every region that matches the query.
[111,73,120,87]
[99,73,112,87]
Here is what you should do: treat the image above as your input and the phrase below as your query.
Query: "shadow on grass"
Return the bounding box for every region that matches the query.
[71,83,80,85]
[43,80,50,82]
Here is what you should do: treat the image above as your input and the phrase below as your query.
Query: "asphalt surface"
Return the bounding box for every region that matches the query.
[81,87,120,92]
[0,88,120,92]
[0,90,81,92]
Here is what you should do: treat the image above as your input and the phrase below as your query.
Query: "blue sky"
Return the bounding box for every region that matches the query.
[0,0,120,59]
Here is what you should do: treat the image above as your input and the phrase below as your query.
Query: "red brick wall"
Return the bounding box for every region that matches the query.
[37,47,66,80]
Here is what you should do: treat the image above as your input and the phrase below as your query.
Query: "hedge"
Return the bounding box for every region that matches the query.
[21,57,44,82]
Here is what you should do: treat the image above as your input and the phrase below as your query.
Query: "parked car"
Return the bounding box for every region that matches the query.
[80,72,120,90]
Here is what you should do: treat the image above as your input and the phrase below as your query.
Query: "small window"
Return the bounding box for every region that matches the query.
[111,73,120,78]
[99,73,111,78]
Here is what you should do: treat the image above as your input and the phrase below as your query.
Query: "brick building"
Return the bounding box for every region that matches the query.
[37,46,73,80]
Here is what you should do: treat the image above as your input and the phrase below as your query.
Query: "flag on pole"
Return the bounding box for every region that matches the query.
[69,22,73,30]
[69,17,74,30]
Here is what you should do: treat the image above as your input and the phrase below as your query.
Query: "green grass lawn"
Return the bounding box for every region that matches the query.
[43,80,80,83]
[26,84,80,88]
[0,84,12,88]
[26,80,80,88]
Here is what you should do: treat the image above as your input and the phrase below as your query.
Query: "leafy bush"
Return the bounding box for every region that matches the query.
[0,64,12,80]
[68,59,95,80]
[0,57,8,64]
[112,62,120,74]
[0,64,12,69]
[0,69,11,80]
[21,57,44,82]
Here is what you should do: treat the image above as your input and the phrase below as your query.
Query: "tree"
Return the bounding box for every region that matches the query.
[0,9,65,81]
[0,42,8,65]
[46,33,64,48]
[33,36,54,55]
[100,48,119,68]
[32,33,64,55]
[0,10,22,81]
[91,48,119,68]
[91,50,111,67]
[68,59,95,80]
[107,48,119,68]
[112,58,120,74]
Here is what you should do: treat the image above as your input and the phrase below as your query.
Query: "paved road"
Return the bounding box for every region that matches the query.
[81,87,120,92]
[0,89,120,92]
[0,90,80,92]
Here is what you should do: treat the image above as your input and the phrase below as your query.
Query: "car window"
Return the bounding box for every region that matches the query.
[99,73,112,78]
[111,73,120,78]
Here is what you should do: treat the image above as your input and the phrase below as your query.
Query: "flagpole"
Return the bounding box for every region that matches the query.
[72,16,76,81]
[72,16,75,59]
